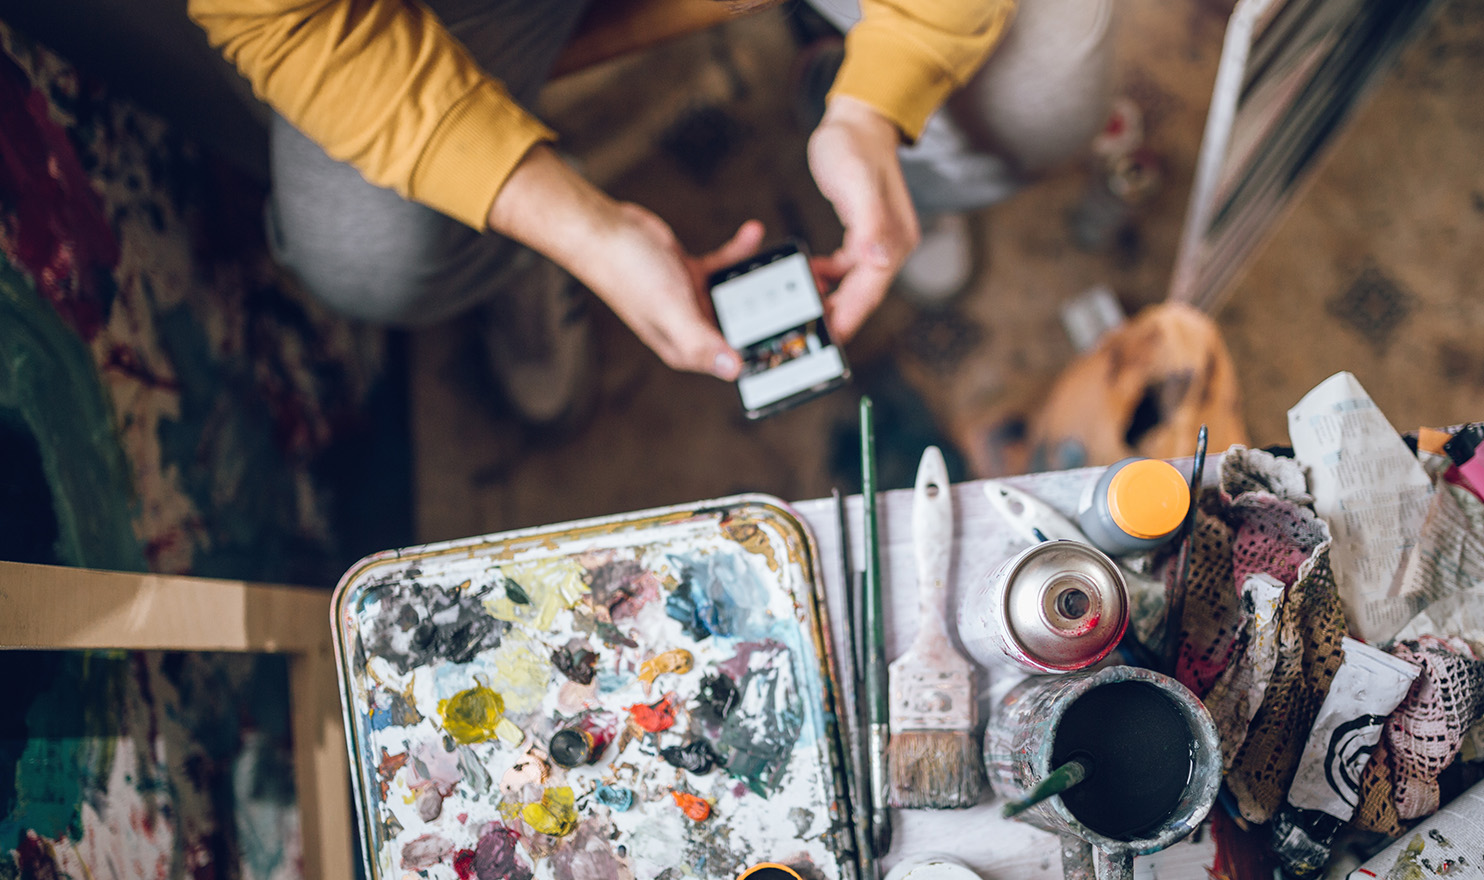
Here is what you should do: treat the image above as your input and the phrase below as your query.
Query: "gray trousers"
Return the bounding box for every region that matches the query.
[268,0,1116,326]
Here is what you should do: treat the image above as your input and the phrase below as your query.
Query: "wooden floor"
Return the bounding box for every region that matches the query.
[410,0,1484,546]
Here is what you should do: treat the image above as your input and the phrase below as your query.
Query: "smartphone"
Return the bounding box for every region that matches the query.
[707,240,851,420]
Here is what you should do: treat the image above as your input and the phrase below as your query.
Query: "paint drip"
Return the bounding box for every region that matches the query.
[660,739,723,775]
[439,683,523,746]
[594,784,635,812]
[523,786,579,837]
[672,791,712,822]
[627,693,678,733]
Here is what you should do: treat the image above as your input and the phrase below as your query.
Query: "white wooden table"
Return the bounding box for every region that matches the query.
[791,466,1218,880]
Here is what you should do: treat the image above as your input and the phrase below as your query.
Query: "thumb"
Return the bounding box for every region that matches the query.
[695,220,766,277]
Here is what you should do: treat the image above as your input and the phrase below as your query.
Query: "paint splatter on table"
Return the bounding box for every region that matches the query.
[332,496,854,880]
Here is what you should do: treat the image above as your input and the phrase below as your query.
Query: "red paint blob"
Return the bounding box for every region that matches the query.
[453,849,477,880]
[627,693,677,733]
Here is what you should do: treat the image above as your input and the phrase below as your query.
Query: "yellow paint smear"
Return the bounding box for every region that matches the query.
[522,786,578,837]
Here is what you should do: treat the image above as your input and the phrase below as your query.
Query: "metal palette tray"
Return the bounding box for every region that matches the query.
[330,494,856,880]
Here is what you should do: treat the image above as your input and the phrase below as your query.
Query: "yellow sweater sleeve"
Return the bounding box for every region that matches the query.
[188,0,554,230]
[829,0,1017,141]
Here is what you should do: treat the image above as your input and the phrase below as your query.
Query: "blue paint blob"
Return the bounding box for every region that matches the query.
[664,578,712,640]
[684,551,772,640]
[594,784,635,812]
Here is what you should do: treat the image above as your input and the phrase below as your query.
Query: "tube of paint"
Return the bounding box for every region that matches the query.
[1075,458,1190,557]
[1270,638,1421,877]
[1444,424,1484,503]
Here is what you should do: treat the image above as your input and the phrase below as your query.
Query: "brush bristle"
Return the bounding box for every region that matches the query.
[886,730,983,809]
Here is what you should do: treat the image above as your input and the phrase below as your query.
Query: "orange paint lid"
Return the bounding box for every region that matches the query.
[1106,459,1190,540]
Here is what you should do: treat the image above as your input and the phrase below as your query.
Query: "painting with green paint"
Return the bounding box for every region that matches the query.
[0,651,301,880]
[332,496,857,880]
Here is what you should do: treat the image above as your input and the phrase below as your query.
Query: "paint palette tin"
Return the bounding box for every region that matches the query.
[331,495,856,880]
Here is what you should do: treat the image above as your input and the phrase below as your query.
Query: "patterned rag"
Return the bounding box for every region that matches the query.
[1174,447,1349,825]
[1354,635,1484,834]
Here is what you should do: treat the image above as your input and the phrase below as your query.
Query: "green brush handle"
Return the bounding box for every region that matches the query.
[1002,758,1090,819]
[860,396,892,855]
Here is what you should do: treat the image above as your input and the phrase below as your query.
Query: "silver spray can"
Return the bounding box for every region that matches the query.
[956,540,1129,673]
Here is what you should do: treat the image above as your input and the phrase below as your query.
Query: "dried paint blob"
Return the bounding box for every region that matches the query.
[500,750,550,795]
[594,784,635,812]
[365,582,509,673]
[638,649,694,691]
[696,673,740,721]
[439,684,523,746]
[522,786,579,837]
[664,577,713,640]
[671,790,712,822]
[503,577,532,605]
[627,693,678,733]
[550,644,598,685]
[660,738,723,775]
[415,787,444,822]
[399,833,454,871]
[470,823,532,880]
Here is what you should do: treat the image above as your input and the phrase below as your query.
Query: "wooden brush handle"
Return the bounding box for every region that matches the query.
[911,446,953,650]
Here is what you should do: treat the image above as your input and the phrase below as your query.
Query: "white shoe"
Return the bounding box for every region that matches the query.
[481,256,593,428]
[897,213,975,307]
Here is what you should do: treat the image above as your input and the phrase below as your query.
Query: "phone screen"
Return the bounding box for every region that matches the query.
[709,246,848,418]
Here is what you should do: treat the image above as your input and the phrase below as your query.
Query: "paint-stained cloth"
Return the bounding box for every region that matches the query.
[1172,447,1348,825]
[1354,635,1484,834]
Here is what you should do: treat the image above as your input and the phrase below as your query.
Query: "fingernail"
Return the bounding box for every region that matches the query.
[714,352,739,379]
[868,242,890,267]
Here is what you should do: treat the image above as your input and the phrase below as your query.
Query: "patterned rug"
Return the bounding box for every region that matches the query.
[0,21,408,584]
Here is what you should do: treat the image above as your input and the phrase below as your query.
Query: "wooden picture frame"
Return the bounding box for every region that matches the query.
[0,560,354,880]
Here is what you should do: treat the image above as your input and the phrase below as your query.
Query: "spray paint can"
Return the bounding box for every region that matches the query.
[1075,458,1190,557]
[883,854,981,880]
[956,540,1128,674]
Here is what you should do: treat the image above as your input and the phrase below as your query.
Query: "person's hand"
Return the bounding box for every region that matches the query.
[488,145,764,379]
[807,95,920,340]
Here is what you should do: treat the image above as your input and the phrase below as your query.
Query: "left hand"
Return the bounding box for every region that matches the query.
[807,95,920,341]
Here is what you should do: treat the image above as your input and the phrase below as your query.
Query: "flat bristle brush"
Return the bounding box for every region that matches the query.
[886,445,983,809]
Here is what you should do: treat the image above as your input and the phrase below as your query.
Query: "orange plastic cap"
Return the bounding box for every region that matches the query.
[1106,459,1191,540]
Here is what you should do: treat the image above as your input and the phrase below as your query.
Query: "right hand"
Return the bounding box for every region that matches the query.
[488,145,763,380]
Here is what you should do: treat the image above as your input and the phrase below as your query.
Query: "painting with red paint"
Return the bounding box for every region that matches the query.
[332,495,856,880]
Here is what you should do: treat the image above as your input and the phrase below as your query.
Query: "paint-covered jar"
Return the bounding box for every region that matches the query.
[1075,458,1190,557]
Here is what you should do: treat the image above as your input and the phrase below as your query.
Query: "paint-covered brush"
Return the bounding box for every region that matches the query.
[887,446,983,809]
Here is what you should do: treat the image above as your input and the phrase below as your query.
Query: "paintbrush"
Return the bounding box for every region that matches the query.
[886,446,983,809]
[1002,758,1089,819]
[859,396,892,856]
[1163,423,1208,675]
[833,488,876,876]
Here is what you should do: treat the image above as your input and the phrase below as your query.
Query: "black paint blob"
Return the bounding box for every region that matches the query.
[696,673,739,721]
[660,738,723,775]
[551,645,598,685]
